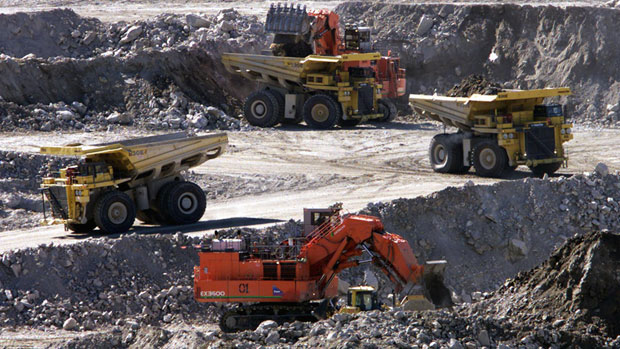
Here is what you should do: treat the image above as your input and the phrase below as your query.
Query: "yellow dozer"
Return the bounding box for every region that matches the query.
[410,88,573,177]
[40,132,227,234]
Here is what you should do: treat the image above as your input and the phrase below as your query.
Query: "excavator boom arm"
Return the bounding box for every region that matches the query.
[300,214,425,295]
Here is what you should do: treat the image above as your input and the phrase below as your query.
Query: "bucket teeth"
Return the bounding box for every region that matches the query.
[265,2,310,35]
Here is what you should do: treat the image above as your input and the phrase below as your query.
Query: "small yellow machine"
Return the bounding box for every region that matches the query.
[40,132,227,234]
[410,88,573,177]
[340,286,381,314]
[222,52,385,129]
[340,285,440,314]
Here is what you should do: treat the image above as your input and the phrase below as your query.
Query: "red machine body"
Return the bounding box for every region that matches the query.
[193,207,445,331]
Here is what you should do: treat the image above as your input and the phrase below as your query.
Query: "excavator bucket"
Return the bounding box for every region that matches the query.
[265,3,310,36]
[402,260,453,311]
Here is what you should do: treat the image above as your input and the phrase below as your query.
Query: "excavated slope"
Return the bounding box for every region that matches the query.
[337,2,620,124]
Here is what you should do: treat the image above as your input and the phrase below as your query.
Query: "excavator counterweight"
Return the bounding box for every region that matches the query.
[194,206,452,332]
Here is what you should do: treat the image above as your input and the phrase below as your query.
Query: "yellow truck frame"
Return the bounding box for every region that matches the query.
[40,132,228,234]
[410,88,573,177]
[222,52,387,129]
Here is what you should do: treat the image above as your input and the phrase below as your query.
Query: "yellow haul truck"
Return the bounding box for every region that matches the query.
[222,52,386,129]
[40,132,227,234]
[409,88,573,177]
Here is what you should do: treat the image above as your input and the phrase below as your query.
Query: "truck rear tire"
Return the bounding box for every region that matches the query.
[94,191,136,234]
[159,181,206,225]
[67,220,97,234]
[472,140,508,178]
[303,94,341,129]
[243,90,281,127]
[267,89,286,125]
[429,134,466,173]
[376,99,397,122]
[529,162,562,177]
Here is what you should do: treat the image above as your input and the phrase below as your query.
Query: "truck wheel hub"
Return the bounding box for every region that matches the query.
[178,193,198,214]
[311,104,329,122]
[251,101,267,118]
[480,148,497,169]
[433,145,446,165]
[108,202,127,224]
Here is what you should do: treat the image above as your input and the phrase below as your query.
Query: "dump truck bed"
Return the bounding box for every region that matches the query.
[40,132,228,180]
[222,52,382,89]
[409,88,571,131]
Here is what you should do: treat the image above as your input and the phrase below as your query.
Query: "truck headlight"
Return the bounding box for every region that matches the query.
[509,133,514,139]
[566,128,571,134]
[561,129,565,134]
[503,134,508,139]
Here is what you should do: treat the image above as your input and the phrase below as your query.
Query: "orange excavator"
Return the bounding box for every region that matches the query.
[264,3,406,120]
[194,205,452,332]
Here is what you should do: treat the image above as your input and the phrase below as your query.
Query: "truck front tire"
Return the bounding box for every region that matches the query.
[158,181,206,225]
[303,94,341,129]
[472,140,508,178]
[243,90,281,127]
[377,99,397,122]
[94,191,136,234]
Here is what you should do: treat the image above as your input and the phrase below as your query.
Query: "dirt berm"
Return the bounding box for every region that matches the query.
[464,231,620,347]
[337,2,620,125]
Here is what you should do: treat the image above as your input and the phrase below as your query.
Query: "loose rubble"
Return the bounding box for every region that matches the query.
[0,9,269,133]
[1,170,619,347]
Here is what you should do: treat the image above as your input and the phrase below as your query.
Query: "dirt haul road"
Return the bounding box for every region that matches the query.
[0,123,619,252]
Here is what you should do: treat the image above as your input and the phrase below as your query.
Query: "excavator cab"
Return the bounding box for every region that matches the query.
[302,204,342,234]
[340,285,381,314]
[344,26,372,53]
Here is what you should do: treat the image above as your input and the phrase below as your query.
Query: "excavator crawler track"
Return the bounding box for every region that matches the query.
[219,301,332,332]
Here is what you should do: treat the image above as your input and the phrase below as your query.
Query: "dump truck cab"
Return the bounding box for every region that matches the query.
[340,285,381,314]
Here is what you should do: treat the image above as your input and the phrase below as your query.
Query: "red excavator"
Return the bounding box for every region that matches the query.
[194,205,452,332]
[264,3,406,120]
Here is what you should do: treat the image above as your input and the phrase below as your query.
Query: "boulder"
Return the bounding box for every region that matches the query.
[63,317,78,330]
[186,14,210,28]
[120,25,143,44]
[417,15,434,35]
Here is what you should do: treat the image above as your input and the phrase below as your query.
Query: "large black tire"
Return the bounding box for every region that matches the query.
[66,220,97,234]
[472,140,508,178]
[243,90,281,127]
[266,89,286,125]
[529,162,562,177]
[303,94,341,129]
[429,134,468,174]
[158,181,206,225]
[376,99,397,122]
[94,191,136,234]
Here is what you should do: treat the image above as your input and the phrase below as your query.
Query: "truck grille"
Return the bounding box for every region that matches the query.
[357,85,373,115]
[525,125,556,160]
[44,186,69,219]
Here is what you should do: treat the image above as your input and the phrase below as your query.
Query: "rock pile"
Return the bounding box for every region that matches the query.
[463,231,620,347]
[337,2,620,126]
[0,233,221,330]
[362,168,620,298]
[446,74,502,97]
[0,9,269,133]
